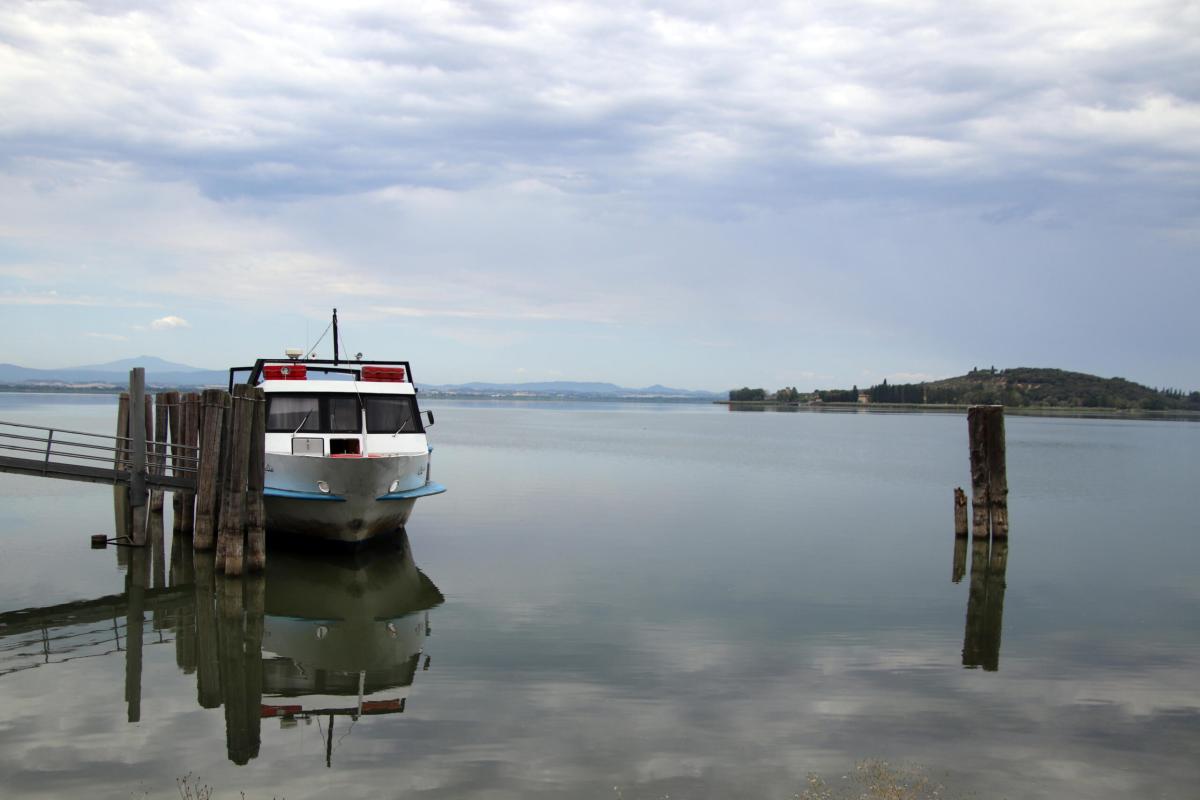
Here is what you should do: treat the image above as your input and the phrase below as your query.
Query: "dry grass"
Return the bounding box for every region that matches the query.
[797,760,959,800]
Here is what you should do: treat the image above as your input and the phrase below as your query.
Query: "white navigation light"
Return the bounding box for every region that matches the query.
[317,480,330,494]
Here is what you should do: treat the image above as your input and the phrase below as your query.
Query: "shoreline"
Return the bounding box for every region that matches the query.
[716,400,1200,421]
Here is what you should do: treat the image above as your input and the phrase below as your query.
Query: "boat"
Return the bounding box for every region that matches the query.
[229,310,445,545]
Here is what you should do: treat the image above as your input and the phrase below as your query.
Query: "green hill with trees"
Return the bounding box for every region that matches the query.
[813,367,1199,411]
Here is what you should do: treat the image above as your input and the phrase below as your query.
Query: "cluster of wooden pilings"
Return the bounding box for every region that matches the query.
[115,370,266,575]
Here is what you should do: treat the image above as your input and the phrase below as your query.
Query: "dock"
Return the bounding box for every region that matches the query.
[0,367,266,574]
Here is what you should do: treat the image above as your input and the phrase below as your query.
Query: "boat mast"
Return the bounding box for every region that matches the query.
[332,308,339,365]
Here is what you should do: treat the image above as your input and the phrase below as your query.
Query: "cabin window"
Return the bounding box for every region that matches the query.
[266,394,363,434]
[364,395,424,434]
[328,397,361,433]
[267,396,320,432]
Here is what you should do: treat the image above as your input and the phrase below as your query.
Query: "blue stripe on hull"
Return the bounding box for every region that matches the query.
[263,487,346,502]
[376,482,446,501]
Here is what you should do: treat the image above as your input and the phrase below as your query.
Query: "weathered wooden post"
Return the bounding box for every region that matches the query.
[129,369,148,545]
[114,392,130,470]
[986,410,1008,540]
[967,407,991,540]
[151,393,170,512]
[164,391,183,530]
[179,392,201,535]
[194,389,228,551]
[217,384,253,576]
[967,405,1007,541]
[149,507,166,590]
[245,387,267,572]
[953,486,968,537]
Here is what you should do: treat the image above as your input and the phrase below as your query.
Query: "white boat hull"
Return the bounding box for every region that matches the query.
[263,451,444,544]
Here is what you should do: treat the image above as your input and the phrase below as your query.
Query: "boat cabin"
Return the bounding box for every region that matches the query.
[230,360,432,459]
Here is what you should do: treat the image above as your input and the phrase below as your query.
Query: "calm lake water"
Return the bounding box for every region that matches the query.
[1,394,1198,799]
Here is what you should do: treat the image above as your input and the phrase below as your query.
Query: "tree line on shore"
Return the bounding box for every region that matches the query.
[729,367,1200,411]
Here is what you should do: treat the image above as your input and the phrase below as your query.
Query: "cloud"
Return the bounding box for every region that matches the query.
[84,332,128,341]
[0,1,1195,208]
[150,315,190,330]
[0,2,1197,389]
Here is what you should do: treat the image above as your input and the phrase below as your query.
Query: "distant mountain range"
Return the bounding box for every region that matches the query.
[0,356,228,388]
[421,381,719,399]
[0,358,720,399]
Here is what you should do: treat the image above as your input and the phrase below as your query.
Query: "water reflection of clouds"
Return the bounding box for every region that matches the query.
[1,605,1197,798]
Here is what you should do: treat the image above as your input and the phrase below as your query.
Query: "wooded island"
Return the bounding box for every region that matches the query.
[728,367,1200,412]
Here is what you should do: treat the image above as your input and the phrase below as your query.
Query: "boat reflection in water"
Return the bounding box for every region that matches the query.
[0,524,443,768]
[190,531,444,765]
[257,538,444,764]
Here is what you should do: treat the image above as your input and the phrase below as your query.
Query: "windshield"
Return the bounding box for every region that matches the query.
[364,395,423,434]
[266,394,362,433]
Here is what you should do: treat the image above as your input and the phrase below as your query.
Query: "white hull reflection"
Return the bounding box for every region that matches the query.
[259,535,444,750]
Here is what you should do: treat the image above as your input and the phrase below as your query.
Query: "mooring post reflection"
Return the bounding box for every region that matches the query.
[124,544,149,722]
[169,531,198,674]
[952,535,968,584]
[962,539,1008,671]
[217,575,255,765]
[194,555,222,709]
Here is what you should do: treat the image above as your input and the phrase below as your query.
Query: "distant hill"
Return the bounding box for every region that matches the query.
[817,367,1199,411]
[0,356,226,388]
[0,360,719,399]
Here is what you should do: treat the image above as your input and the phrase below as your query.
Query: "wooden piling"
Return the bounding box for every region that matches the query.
[149,509,166,589]
[214,391,233,574]
[114,392,130,470]
[245,387,267,572]
[967,405,1008,541]
[967,407,990,540]
[180,392,201,535]
[151,394,169,512]
[194,389,228,551]
[113,484,132,568]
[217,385,253,576]
[129,369,149,545]
[953,486,968,537]
[985,410,1008,540]
[163,391,183,530]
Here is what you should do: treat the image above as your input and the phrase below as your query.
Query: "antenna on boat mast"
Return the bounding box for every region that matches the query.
[332,308,339,365]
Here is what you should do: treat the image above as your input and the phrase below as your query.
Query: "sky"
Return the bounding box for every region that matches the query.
[0,0,1197,392]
